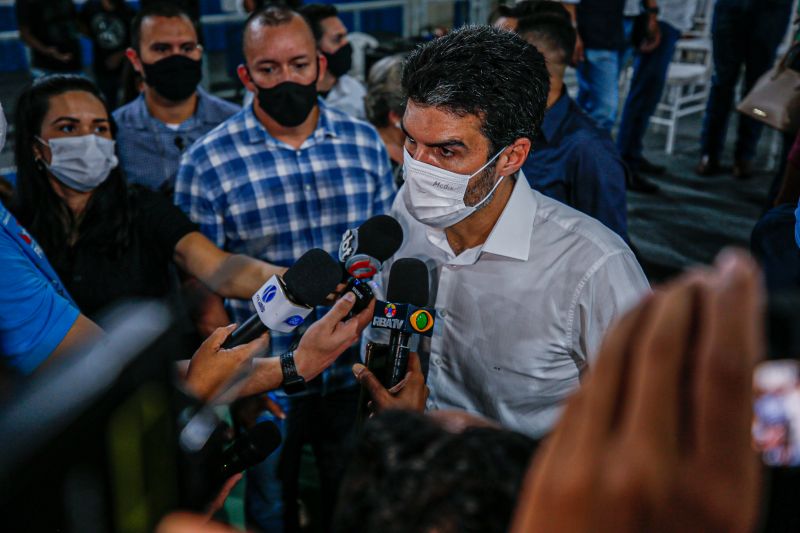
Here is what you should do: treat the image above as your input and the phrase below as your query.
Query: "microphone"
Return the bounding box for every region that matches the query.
[222,248,342,349]
[217,421,281,483]
[338,215,403,314]
[384,258,431,387]
[339,214,403,280]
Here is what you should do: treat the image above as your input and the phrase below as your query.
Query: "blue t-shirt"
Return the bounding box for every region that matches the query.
[0,203,79,374]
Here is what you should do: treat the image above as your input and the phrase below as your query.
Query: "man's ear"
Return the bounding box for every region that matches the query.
[317,50,328,80]
[497,138,531,177]
[125,48,143,75]
[237,64,256,93]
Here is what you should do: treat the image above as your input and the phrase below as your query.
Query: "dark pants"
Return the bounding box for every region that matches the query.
[700,0,792,162]
[751,203,800,291]
[617,21,681,171]
[245,386,360,533]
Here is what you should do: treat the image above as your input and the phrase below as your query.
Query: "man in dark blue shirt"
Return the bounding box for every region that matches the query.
[518,14,629,241]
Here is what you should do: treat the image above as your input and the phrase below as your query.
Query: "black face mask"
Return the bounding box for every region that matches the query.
[254,78,318,128]
[323,42,353,78]
[142,55,202,102]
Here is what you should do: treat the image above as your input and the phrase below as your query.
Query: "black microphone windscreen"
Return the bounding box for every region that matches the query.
[356,215,404,262]
[283,248,342,306]
[386,258,429,306]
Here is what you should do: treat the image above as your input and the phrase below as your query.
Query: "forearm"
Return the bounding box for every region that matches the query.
[236,356,283,397]
[235,343,333,397]
[18,27,52,55]
[205,254,286,300]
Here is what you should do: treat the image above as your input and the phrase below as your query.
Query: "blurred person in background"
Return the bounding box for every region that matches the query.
[517,13,631,239]
[573,0,660,133]
[300,4,367,119]
[15,0,83,77]
[365,54,407,186]
[616,0,698,185]
[79,0,136,109]
[696,0,793,178]
[114,2,239,191]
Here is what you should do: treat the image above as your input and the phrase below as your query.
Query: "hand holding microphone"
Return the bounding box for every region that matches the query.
[356,258,434,420]
[338,214,404,315]
[221,248,342,349]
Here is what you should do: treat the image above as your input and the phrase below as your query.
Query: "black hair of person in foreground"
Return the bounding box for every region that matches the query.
[332,410,539,533]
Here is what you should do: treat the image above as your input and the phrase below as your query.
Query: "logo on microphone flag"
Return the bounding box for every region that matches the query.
[384,303,397,318]
[262,284,278,303]
[284,315,304,327]
[409,309,434,333]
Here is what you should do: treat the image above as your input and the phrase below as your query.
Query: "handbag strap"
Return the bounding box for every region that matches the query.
[773,41,800,78]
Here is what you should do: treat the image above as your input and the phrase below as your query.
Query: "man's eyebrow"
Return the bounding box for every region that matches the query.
[400,122,467,149]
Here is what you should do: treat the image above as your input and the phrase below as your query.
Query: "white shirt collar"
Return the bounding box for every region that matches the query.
[423,173,536,265]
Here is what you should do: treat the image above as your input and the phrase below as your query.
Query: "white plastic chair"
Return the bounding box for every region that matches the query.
[650,60,711,154]
[347,32,379,82]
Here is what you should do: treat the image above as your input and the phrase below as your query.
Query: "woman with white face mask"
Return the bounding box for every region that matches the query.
[11,75,288,324]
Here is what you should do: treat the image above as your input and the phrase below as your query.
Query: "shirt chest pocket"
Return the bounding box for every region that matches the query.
[482,338,581,409]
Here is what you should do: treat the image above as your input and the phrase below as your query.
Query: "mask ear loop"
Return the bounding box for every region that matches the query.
[33,136,50,171]
[466,146,511,209]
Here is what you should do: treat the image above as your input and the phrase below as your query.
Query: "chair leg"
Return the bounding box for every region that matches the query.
[666,86,679,155]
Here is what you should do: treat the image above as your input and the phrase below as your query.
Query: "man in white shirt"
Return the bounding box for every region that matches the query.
[363,25,650,438]
[299,3,367,119]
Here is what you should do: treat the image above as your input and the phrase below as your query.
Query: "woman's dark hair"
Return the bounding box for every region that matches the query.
[12,74,131,267]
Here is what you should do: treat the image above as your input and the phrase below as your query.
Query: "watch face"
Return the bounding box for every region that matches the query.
[283,376,307,394]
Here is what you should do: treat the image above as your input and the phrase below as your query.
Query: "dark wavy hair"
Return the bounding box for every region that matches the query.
[12,75,131,268]
[333,411,539,533]
[402,25,549,157]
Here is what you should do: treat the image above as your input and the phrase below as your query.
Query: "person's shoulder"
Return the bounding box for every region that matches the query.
[339,74,367,92]
[532,189,630,257]
[112,97,143,126]
[559,108,622,166]
[200,90,241,118]
[186,107,248,156]
[324,104,381,142]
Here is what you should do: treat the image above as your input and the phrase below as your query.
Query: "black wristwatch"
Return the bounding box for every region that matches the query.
[280,350,306,394]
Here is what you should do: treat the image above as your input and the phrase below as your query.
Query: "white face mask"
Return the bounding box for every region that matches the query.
[37,134,119,192]
[402,146,507,228]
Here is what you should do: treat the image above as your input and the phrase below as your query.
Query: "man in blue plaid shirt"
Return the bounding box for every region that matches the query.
[174,5,394,531]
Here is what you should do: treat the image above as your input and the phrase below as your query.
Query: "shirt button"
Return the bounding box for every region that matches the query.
[432,357,442,366]
[439,309,447,318]
[305,184,312,192]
